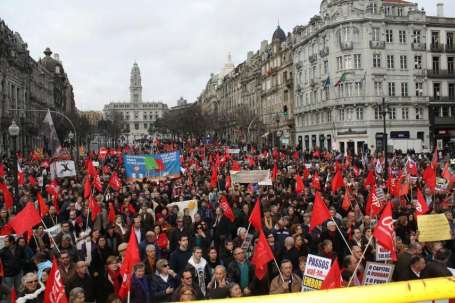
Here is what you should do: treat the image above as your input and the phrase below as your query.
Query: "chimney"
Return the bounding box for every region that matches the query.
[53,53,61,62]
[437,3,444,17]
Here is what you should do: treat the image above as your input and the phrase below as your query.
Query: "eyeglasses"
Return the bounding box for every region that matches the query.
[162,264,169,267]
[26,280,38,284]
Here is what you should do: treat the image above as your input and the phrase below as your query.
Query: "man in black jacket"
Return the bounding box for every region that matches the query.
[0,236,24,291]
[421,248,452,278]
[169,235,191,276]
[65,261,96,302]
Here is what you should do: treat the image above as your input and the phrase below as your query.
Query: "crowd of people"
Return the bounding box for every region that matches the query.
[0,140,454,303]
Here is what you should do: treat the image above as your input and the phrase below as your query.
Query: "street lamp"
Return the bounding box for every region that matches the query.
[8,120,20,204]
[380,97,389,179]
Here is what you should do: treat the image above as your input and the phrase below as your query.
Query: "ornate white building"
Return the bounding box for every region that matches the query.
[293,0,434,154]
[103,63,168,143]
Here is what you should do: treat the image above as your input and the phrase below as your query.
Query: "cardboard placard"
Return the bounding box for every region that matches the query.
[362,262,394,285]
[417,214,452,242]
[230,170,272,186]
[301,254,332,291]
[376,244,392,261]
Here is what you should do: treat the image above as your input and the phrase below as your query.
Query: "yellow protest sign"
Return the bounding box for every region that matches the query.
[417,214,452,242]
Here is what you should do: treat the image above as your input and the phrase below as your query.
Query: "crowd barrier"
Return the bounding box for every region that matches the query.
[203,277,455,303]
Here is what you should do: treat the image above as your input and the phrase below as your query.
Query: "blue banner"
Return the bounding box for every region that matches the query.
[124,151,181,181]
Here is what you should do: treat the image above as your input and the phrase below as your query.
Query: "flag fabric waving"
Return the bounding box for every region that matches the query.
[331,170,344,193]
[422,165,436,192]
[219,196,235,222]
[37,192,49,218]
[44,258,68,303]
[88,195,101,221]
[108,202,116,224]
[108,172,122,191]
[373,202,397,261]
[295,175,304,193]
[9,202,41,236]
[118,228,141,298]
[251,231,275,280]
[415,189,429,216]
[0,183,13,210]
[249,198,262,231]
[310,192,332,231]
[320,258,342,290]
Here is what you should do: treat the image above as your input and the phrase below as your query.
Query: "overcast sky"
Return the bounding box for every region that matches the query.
[1,0,452,110]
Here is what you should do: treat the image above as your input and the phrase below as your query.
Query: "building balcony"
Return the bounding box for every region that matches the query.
[427,69,455,78]
[340,41,353,51]
[446,44,455,53]
[319,47,329,57]
[369,40,386,49]
[430,44,444,52]
[429,96,455,103]
[295,61,303,70]
[411,42,426,51]
[433,116,455,126]
[309,54,318,63]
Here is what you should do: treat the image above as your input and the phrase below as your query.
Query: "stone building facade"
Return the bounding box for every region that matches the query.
[293,0,432,154]
[425,5,455,151]
[103,63,168,144]
[198,27,294,146]
[0,19,76,154]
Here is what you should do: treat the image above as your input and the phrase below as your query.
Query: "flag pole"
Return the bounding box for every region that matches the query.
[347,235,373,287]
[331,216,353,255]
[127,290,131,303]
[40,219,61,255]
[272,257,285,283]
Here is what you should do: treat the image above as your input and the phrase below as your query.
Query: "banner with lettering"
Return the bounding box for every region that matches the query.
[124,152,181,181]
[301,254,332,291]
[362,262,394,285]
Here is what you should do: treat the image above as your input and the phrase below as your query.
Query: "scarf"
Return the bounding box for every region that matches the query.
[108,269,121,294]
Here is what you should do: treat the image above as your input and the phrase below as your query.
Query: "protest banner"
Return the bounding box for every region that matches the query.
[124,151,181,181]
[230,170,272,186]
[227,148,240,154]
[301,254,332,291]
[376,244,392,261]
[50,160,77,179]
[417,213,451,242]
[45,224,61,238]
[166,200,198,220]
[362,262,394,285]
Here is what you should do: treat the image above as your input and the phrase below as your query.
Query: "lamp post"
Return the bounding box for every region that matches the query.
[381,97,389,179]
[8,120,20,203]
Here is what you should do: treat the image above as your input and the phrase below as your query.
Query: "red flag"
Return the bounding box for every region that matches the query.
[109,172,122,191]
[88,195,101,221]
[364,170,375,187]
[155,159,165,171]
[93,174,103,192]
[247,156,255,168]
[406,159,418,176]
[28,175,37,187]
[272,149,279,160]
[18,171,25,186]
[292,151,299,160]
[210,166,218,189]
[303,166,310,180]
[86,159,97,177]
[341,190,351,211]
[422,165,436,192]
[442,162,455,184]
[309,192,332,231]
[251,231,274,280]
[320,258,342,290]
[108,202,116,224]
[37,192,49,218]
[0,164,4,177]
[249,198,262,231]
[331,170,344,193]
[231,160,241,172]
[83,177,91,199]
[311,171,320,191]
[366,184,381,217]
[102,165,110,175]
[0,183,13,210]
[373,202,397,261]
[431,146,438,168]
[11,287,16,303]
[44,258,68,303]
[8,202,41,235]
[118,228,141,298]
[272,161,278,181]
[225,175,231,190]
[415,189,429,216]
[295,175,304,194]
[219,196,235,222]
